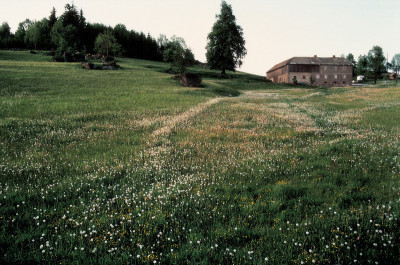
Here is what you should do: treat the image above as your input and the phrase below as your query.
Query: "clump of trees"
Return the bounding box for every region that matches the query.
[158,35,195,74]
[0,3,165,62]
[347,45,398,83]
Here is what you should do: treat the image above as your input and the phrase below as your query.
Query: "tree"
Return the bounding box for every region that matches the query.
[391,54,400,70]
[49,7,57,28]
[0,22,12,48]
[25,19,50,50]
[367,45,386,84]
[161,35,195,73]
[0,22,11,39]
[15,19,31,46]
[356,55,368,77]
[162,36,186,63]
[206,1,246,75]
[172,46,195,74]
[346,53,357,77]
[94,30,121,57]
[392,54,400,82]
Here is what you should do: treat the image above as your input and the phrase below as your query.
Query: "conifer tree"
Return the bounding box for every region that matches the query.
[49,7,57,28]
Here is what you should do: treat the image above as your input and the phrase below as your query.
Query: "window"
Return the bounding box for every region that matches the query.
[343,75,346,79]
[324,75,328,79]
[334,66,337,71]
[303,76,306,79]
[343,66,347,71]
[324,66,328,71]
[316,74,320,79]
[334,74,338,79]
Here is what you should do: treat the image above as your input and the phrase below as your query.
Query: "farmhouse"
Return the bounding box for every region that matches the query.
[267,56,353,86]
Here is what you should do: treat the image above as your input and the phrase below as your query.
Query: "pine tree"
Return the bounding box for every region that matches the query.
[206,1,246,75]
[49,7,57,28]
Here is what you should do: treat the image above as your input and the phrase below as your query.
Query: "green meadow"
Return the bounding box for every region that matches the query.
[1,50,400,264]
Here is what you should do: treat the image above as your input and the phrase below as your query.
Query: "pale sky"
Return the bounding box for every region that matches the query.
[1,0,399,76]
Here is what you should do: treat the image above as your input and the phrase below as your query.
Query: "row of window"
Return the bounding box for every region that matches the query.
[317,74,347,79]
[297,74,347,80]
[323,66,347,71]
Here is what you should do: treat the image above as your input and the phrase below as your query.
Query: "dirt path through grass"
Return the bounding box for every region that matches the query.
[151,97,224,138]
[151,91,278,139]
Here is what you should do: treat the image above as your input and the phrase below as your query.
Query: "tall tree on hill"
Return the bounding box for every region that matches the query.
[206,1,246,75]
[367,45,386,84]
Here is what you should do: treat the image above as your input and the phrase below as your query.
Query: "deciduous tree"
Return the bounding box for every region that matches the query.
[356,55,368,77]
[346,53,357,77]
[95,30,121,57]
[367,45,386,84]
[206,1,246,75]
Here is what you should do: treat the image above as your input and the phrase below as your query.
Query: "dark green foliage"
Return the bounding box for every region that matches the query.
[368,45,387,83]
[0,3,162,61]
[25,19,51,50]
[356,54,369,77]
[94,30,121,57]
[49,7,57,28]
[161,35,195,74]
[0,22,13,48]
[206,1,246,75]
[346,53,357,77]
[310,76,315,85]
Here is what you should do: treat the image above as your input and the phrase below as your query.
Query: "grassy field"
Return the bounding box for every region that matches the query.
[1,50,400,264]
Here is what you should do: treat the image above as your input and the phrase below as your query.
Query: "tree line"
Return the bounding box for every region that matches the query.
[0,4,164,61]
[345,46,399,83]
[0,1,246,76]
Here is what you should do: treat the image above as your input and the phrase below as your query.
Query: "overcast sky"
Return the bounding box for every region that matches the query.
[1,0,399,75]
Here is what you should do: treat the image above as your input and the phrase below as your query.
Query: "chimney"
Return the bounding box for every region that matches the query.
[314,55,317,58]
[333,55,336,58]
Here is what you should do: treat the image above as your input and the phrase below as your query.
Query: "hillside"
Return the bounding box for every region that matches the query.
[1,50,400,264]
